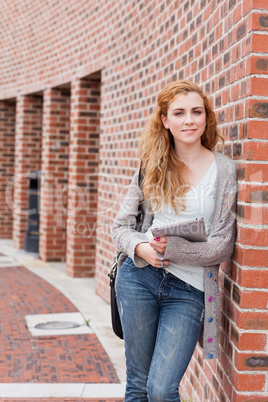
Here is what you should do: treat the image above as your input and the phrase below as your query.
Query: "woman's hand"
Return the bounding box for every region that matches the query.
[135,242,169,269]
[149,236,168,254]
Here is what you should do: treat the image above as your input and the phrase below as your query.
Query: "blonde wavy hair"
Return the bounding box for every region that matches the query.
[139,80,223,214]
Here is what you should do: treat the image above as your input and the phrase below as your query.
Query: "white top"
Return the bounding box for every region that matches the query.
[145,160,217,291]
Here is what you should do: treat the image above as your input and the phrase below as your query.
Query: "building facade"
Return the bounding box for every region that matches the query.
[0,0,267,400]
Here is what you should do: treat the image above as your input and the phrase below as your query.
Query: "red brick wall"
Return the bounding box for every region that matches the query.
[0,0,267,400]
[66,75,101,277]
[39,88,70,262]
[13,95,43,249]
[0,100,16,238]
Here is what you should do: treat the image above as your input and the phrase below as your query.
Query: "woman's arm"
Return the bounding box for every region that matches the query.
[112,170,169,268]
[157,169,238,267]
[111,170,152,267]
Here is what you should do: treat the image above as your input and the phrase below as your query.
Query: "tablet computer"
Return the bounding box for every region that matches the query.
[151,217,207,242]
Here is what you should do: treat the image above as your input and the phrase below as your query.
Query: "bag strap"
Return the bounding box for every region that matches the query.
[108,255,120,287]
[136,164,144,229]
[138,163,143,187]
[109,164,145,286]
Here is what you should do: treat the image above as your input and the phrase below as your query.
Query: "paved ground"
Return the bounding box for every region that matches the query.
[0,240,125,401]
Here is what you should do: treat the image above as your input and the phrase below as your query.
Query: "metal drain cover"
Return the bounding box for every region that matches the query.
[35,321,81,330]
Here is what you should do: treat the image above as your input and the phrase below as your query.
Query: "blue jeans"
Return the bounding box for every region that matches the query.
[116,257,205,402]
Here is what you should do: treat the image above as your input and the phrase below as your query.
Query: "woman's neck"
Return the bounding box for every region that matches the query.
[174,143,207,167]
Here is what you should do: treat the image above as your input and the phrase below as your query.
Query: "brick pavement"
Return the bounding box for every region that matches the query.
[0,261,123,401]
[2,400,123,401]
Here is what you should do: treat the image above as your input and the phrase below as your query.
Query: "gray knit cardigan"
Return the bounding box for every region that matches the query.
[112,151,237,360]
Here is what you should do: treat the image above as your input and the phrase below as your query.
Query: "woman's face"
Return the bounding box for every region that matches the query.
[161,92,207,148]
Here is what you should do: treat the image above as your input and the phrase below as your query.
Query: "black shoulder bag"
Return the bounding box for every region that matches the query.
[108,168,144,339]
[108,253,124,339]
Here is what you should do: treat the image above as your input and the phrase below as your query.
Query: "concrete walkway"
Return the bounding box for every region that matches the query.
[0,239,126,401]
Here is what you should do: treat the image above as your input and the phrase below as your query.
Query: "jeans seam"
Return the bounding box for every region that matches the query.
[147,306,163,399]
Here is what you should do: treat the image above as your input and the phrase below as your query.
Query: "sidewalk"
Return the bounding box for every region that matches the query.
[0,240,126,401]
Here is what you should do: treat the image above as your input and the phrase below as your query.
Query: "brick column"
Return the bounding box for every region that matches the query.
[229,7,268,402]
[13,95,42,249]
[0,100,16,238]
[66,76,100,277]
[39,87,70,262]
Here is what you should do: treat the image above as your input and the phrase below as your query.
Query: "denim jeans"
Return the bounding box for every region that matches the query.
[116,257,205,402]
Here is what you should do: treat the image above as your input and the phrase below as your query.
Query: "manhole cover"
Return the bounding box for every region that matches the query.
[35,321,81,330]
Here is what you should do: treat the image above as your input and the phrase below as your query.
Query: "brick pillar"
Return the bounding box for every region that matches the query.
[0,100,16,238]
[229,7,268,402]
[39,87,70,262]
[66,76,100,277]
[13,95,42,249]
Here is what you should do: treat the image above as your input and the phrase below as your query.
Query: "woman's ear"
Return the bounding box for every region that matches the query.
[161,114,169,129]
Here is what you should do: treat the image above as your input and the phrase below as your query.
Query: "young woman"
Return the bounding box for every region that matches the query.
[112,80,237,401]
